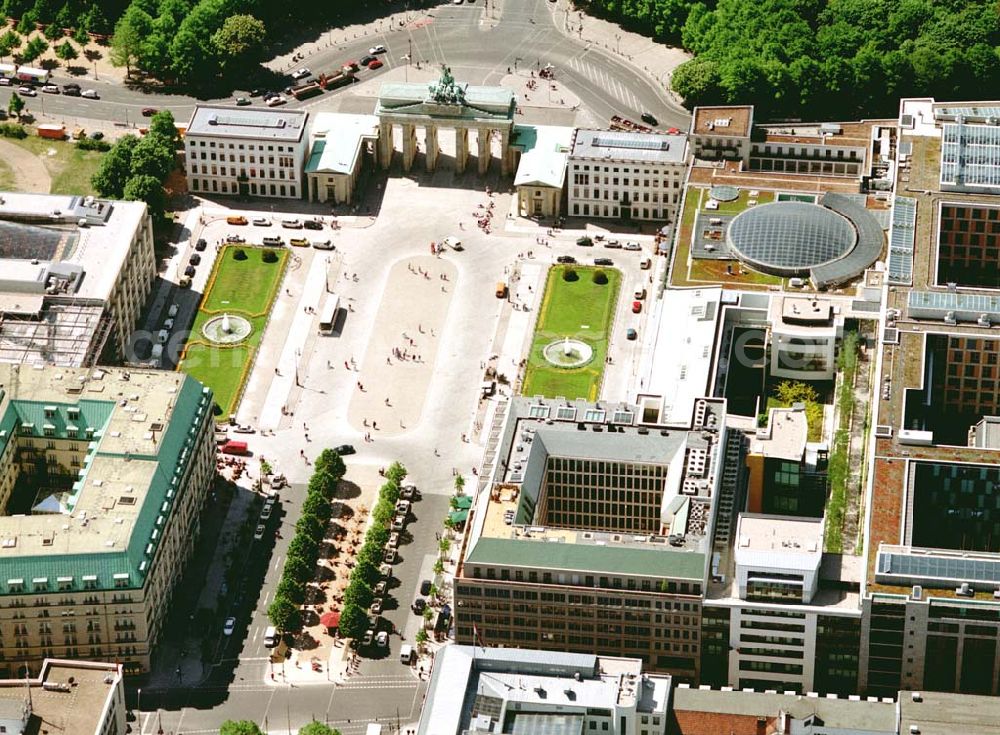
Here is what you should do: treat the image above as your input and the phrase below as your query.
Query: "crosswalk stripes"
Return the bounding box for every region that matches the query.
[566,55,641,111]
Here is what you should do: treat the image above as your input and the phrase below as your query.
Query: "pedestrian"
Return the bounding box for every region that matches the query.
[372,421,378,429]
[385,397,390,406]
[344,361,349,370]
[275,368,281,375]
[386,357,391,365]
[327,360,332,369]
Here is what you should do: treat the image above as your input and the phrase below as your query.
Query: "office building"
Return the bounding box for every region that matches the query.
[184,106,309,199]
[0,365,216,676]
[304,113,379,205]
[454,396,726,680]
[0,658,126,735]
[417,646,671,735]
[768,296,845,381]
[688,106,753,162]
[567,129,689,222]
[0,193,155,366]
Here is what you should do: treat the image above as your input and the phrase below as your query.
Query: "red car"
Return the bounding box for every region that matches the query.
[142,107,158,117]
[367,59,384,70]
[632,301,642,314]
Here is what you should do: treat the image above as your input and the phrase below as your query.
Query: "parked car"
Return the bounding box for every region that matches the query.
[254,524,266,540]
[412,598,427,614]
[420,579,433,596]
[227,215,248,226]
[376,631,389,647]
[184,265,196,277]
[88,131,104,140]
[249,88,263,97]
[141,107,158,116]
[282,219,303,229]
[626,328,638,340]
[262,236,284,246]
[290,67,312,80]
[232,423,255,434]
[632,300,642,313]
[576,236,593,247]
[370,598,383,615]
[189,254,201,266]
[401,484,417,500]
[81,89,99,99]
[604,240,622,249]
[252,217,271,226]
[391,515,406,531]
[290,238,310,247]
[41,84,59,94]
[266,95,287,107]
[0,78,11,86]
[360,55,376,66]
[624,241,642,251]
[235,97,251,106]
[374,581,387,596]
[383,548,397,564]
[195,238,208,251]
[369,44,387,54]
[334,444,355,455]
[442,236,463,251]
[594,257,613,266]
[17,86,36,96]
[223,617,236,635]
[226,235,245,243]
[260,504,273,521]
[312,240,334,250]
[303,219,324,230]
[368,59,384,70]
[362,630,374,646]
[556,255,576,264]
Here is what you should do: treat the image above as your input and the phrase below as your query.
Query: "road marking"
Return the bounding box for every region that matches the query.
[141,712,152,735]
[263,590,271,606]
[273,555,283,572]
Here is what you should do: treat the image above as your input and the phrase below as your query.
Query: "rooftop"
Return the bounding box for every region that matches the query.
[748,407,808,461]
[777,296,835,327]
[735,514,823,570]
[186,105,307,142]
[0,364,210,593]
[691,106,753,138]
[899,689,1000,735]
[940,122,1000,190]
[671,685,896,733]
[571,129,688,165]
[511,124,574,189]
[0,659,122,735]
[305,113,379,175]
[758,120,876,149]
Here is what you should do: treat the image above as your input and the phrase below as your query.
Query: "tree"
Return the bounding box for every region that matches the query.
[295,513,325,544]
[130,134,174,181]
[15,12,36,35]
[19,36,48,63]
[342,578,372,610]
[267,595,300,632]
[43,21,62,40]
[219,720,265,735]
[276,574,306,604]
[6,92,23,119]
[91,134,138,198]
[301,492,331,521]
[123,174,166,217]
[670,56,722,106]
[282,554,312,586]
[54,39,76,61]
[211,14,265,64]
[353,558,379,587]
[299,722,341,735]
[148,109,181,148]
[308,471,336,502]
[315,449,346,480]
[773,381,819,406]
[110,4,152,76]
[286,534,318,564]
[415,628,429,647]
[72,22,89,47]
[337,602,368,640]
[454,474,465,494]
[386,461,408,484]
[0,31,21,62]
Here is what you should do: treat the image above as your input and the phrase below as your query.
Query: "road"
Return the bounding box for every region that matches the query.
[0,0,689,133]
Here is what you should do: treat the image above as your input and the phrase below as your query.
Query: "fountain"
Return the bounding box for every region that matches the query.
[543,337,594,369]
[202,312,252,345]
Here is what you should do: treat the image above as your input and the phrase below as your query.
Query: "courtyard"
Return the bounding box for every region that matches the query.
[179,245,289,418]
[522,265,621,401]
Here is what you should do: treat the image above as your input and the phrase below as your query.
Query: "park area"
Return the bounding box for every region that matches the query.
[180,245,288,418]
[521,265,620,401]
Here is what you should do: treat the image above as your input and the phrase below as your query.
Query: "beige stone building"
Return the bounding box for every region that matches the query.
[305,113,379,205]
[511,124,573,218]
[0,365,215,677]
[0,193,156,366]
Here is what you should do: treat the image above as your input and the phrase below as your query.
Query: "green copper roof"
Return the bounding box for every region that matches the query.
[465,537,705,580]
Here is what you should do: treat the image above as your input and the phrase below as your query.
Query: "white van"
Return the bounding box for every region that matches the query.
[168,304,179,318]
[400,643,413,664]
[263,626,278,648]
[150,344,163,361]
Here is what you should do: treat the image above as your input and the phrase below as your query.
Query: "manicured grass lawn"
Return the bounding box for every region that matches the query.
[522,265,620,401]
[179,246,288,418]
[9,136,106,195]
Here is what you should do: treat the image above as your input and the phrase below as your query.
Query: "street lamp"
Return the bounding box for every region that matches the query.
[325,256,332,293]
[137,687,142,720]
[616,34,621,54]
[294,348,302,387]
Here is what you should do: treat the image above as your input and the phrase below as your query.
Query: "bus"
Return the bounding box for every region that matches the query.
[0,63,15,81]
[319,295,341,335]
[16,66,50,84]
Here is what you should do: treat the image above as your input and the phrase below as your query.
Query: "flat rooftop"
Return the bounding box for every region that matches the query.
[759,120,876,149]
[0,364,210,593]
[306,112,378,175]
[691,106,753,138]
[778,296,835,326]
[186,105,307,142]
[571,129,688,165]
[0,659,121,734]
[900,689,1000,735]
[748,407,808,461]
[736,513,823,562]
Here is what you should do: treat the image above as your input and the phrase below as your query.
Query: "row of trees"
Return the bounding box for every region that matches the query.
[583,0,1000,118]
[220,719,340,735]
[337,462,408,642]
[90,109,179,217]
[0,26,81,63]
[266,448,346,633]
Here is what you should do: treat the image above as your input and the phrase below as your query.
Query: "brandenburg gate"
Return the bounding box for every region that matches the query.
[375,66,517,175]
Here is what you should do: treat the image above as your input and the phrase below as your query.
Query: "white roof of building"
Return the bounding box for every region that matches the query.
[638,287,721,425]
[571,129,688,164]
[306,113,379,175]
[749,407,807,461]
[186,105,307,142]
[735,513,823,571]
[512,124,574,189]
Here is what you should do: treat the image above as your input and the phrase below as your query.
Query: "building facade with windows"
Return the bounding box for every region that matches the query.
[184,106,308,199]
[567,129,689,222]
[454,397,726,681]
[0,365,215,676]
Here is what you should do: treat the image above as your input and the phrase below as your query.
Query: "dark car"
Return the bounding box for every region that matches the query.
[88,131,104,140]
[249,88,263,97]
[420,579,433,596]
[303,219,323,230]
[62,84,80,96]
[640,112,658,126]
[184,265,196,277]
[334,444,356,456]
[189,253,201,266]
[576,236,593,247]
[411,598,427,615]
[626,328,638,340]
[195,238,207,251]
[141,107,158,117]
[556,255,576,264]
[594,257,614,266]
[360,55,376,67]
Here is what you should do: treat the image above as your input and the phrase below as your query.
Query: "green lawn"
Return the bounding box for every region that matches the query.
[0,158,14,191]
[179,246,288,418]
[522,266,620,401]
[9,135,106,195]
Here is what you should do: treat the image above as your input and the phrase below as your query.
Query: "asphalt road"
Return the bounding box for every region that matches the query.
[0,0,689,133]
